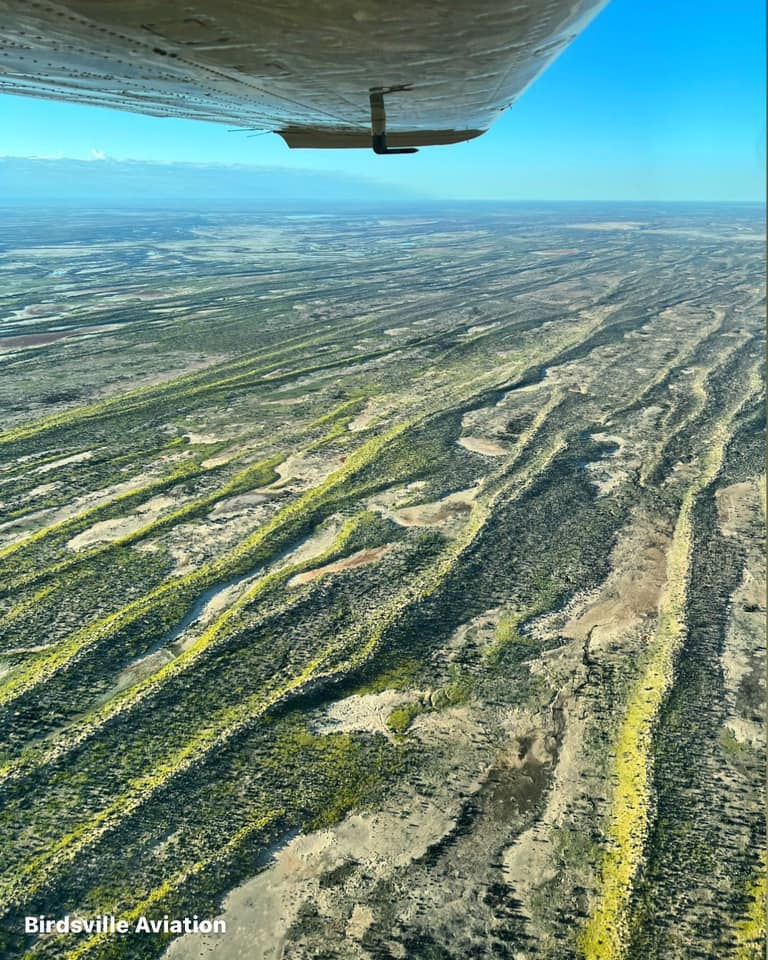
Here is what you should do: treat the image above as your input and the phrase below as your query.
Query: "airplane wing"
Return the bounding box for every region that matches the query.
[0,0,608,152]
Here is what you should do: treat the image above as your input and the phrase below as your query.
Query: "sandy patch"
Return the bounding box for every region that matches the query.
[585,469,630,497]
[0,469,170,548]
[562,512,670,652]
[390,487,478,528]
[442,609,501,661]
[463,322,500,336]
[501,642,590,911]
[310,690,415,739]
[99,648,175,702]
[664,460,698,486]
[567,221,646,231]
[643,228,765,242]
[210,492,275,519]
[184,432,222,445]
[590,432,625,452]
[718,479,765,747]
[66,495,174,550]
[0,642,55,655]
[716,481,757,538]
[289,545,393,586]
[0,331,74,350]
[583,433,631,496]
[273,453,322,486]
[163,787,459,960]
[725,716,764,747]
[196,583,248,625]
[348,400,379,432]
[136,495,176,515]
[34,451,93,474]
[458,436,508,456]
[346,904,373,942]
[366,480,427,514]
[408,703,485,747]
[0,323,126,352]
[18,482,59,504]
[277,520,342,569]
[67,517,149,550]
[11,302,62,318]
[499,510,676,937]
[201,454,232,469]
[91,355,228,401]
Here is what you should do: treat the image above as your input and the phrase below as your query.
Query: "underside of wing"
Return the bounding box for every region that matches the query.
[0,0,608,149]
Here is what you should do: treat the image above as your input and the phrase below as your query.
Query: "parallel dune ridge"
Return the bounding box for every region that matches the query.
[0,206,764,959]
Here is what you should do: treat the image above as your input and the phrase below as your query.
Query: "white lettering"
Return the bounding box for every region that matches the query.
[29,914,225,936]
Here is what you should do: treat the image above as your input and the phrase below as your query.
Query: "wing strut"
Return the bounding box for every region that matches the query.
[369,88,418,155]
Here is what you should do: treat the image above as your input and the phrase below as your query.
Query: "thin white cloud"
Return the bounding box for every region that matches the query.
[0,152,64,159]
[90,148,107,160]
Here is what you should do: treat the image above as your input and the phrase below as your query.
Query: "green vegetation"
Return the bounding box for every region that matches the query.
[581,365,763,960]
[386,702,424,735]
[0,206,763,960]
[732,852,768,960]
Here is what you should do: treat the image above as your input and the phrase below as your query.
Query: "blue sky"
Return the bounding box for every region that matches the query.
[1,0,764,201]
